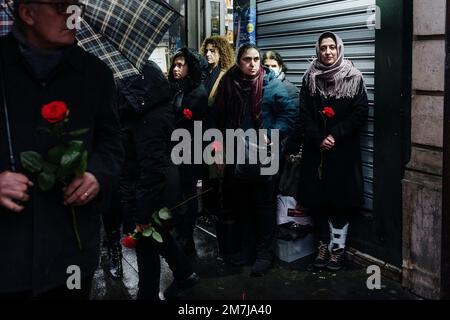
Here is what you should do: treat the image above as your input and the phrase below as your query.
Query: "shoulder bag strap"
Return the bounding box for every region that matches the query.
[208,70,226,106]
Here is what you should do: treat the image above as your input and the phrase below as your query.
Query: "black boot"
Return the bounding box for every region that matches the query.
[107,230,123,280]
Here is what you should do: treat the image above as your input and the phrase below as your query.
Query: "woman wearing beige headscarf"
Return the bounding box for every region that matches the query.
[290,31,369,271]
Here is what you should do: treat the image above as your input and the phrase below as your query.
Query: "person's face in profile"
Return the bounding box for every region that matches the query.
[205,44,220,69]
[172,56,189,80]
[19,0,79,49]
[319,37,338,66]
[239,48,260,77]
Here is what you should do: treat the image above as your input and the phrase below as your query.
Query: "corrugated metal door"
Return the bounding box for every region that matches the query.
[257,0,380,256]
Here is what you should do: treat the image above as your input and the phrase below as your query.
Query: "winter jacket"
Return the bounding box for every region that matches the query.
[0,33,123,294]
[213,66,297,140]
[169,48,209,183]
[118,61,179,225]
[296,76,369,209]
[212,67,297,179]
[278,72,299,111]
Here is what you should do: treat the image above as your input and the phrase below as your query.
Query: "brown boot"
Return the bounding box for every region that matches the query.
[312,241,330,269]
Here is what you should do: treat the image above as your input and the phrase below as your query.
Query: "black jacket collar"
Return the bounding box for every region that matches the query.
[1,32,85,75]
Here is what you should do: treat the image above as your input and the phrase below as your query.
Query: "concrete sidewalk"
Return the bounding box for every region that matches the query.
[91,222,419,300]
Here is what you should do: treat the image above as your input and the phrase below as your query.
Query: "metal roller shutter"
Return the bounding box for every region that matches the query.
[256,0,375,212]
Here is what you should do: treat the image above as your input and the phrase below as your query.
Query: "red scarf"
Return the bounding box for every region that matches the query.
[215,65,265,129]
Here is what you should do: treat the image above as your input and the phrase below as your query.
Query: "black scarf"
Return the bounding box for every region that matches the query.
[11,24,66,81]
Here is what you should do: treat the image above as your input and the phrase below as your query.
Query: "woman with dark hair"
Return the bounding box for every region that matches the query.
[168,48,209,257]
[118,61,199,300]
[262,50,299,111]
[212,43,297,276]
[292,31,369,271]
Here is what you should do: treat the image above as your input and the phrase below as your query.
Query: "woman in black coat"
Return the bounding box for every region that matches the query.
[168,48,209,257]
[118,61,198,300]
[294,32,368,271]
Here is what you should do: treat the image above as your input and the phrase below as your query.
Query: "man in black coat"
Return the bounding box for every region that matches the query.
[0,1,123,298]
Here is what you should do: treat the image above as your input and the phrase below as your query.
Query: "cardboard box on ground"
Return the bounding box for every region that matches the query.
[276,195,315,263]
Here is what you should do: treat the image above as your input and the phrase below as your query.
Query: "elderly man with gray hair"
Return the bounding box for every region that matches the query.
[0,0,123,299]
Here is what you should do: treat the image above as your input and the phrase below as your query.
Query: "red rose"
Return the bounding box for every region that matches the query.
[322,106,335,118]
[183,108,193,120]
[41,101,69,124]
[121,234,137,249]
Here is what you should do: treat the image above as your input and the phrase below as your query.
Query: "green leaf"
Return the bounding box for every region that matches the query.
[142,227,154,237]
[42,161,58,174]
[151,231,163,243]
[20,151,43,173]
[48,145,65,165]
[67,128,89,137]
[153,216,162,226]
[38,171,56,191]
[59,148,82,179]
[75,150,88,176]
[158,207,172,221]
[56,166,69,184]
[67,140,84,151]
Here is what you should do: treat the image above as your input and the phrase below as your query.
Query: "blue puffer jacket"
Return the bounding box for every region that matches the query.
[260,66,297,140]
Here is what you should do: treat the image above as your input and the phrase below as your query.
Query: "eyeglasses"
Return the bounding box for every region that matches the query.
[24,1,86,16]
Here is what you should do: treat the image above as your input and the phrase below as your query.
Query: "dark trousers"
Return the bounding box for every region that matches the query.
[0,275,94,300]
[102,189,123,243]
[133,165,193,300]
[312,206,356,243]
[173,179,198,253]
[135,231,193,300]
[201,164,222,217]
[223,176,277,261]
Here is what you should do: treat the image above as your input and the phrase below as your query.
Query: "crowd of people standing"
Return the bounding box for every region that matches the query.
[0,0,368,301]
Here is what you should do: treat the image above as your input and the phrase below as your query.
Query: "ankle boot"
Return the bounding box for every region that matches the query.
[107,230,123,280]
[326,221,349,271]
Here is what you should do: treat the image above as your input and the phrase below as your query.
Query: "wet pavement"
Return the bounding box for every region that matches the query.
[91,220,419,300]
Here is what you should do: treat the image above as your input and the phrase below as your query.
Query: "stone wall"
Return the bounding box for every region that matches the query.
[402,0,446,300]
